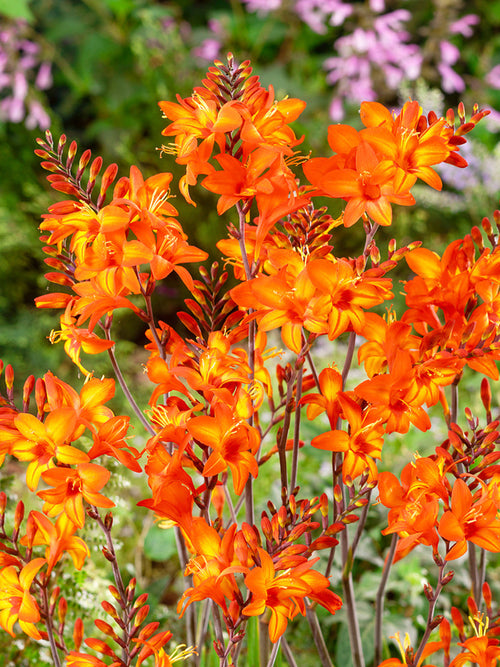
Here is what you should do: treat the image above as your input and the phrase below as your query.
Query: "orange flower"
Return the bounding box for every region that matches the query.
[138,448,196,540]
[438,478,500,560]
[0,558,45,639]
[187,403,260,495]
[7,409,89,491]
[378,456,451,560]
[360,100,452,190]
[311,394,384,482]
[304,134,416,227]
[38,462,114,528]
[242,548,342,642]
[24,511,89,575]
[301,366,343,428]
[178,519,244,617]
[449,636,500,667]
[48,302,115,375]
[88,415,141,473]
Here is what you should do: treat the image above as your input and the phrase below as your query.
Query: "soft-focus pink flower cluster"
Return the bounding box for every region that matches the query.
[0,19,51,130]
[238,0,487,120]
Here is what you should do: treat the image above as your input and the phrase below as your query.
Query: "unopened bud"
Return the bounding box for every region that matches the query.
[104,512,113,532]
[481,378,492,417]
[433,551,444,567]
[423,583,434,601]
[5,364,14,397]
[101,600,120,623]
[457,102,466,124]
[108,585,121,601]
[133,593,149,609]
[73,617,84,651]
[0,492,7,516]
[13,500,24,534]
[430,614,444,630]
[467,596,478,617]
[58,596,68,624]
[493,209,500,231]
[483,581,492,611]
[49,586,61,614]
[133,605,150,627]
[451,607,465,638]
[94,619,118,639]
[22,375,35,411]
[333,484,343,503]
[102,547,115,562]
[35,378,46,418]
[126,577,137,602]
[441,570,454,586]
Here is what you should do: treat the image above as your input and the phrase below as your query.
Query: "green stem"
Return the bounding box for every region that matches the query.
[341,528,365,667]
[305,604,334,667]
[341,331,357,387]
[374,533,398,665]
[104,326,154,436]
[410,563,447,667]
[40,584,63,667]
[290,366,303,493]
[266,638,282,667]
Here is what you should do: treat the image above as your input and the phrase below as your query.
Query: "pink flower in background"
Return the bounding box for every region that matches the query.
[192,19,224,62]
[486,64,500,89]
[438,40,465,93]
[449,14,479,37]
[0,19,52,129]
[295,0,353,33]
[324,9,421,119]
[241,0,281,14]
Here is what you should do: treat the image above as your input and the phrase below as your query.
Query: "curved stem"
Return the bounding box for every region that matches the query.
[410,562,447,667]
[105,331,155,436]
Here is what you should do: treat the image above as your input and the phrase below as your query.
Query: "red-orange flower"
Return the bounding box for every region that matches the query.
[187,403,260,495]
[242,548,342,642]
[24,511,89,575]
[38,462,114,527]
[311,394,384,482]
[438,478,500,560]
[0,558,45,639]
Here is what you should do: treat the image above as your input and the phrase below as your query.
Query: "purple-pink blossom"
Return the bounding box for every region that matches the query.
[0,19,52,129]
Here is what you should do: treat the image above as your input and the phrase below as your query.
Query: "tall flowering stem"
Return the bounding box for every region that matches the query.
[1,52,500,667]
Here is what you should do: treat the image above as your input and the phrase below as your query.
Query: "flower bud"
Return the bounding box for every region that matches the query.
[13,500,25,534]
[73,617,84,651]
[5,364,14,398]
[133,593,149,609]
[133,605,150,627]
[58,596,68,625]
[22,375,35,411]
[483,581,492,611]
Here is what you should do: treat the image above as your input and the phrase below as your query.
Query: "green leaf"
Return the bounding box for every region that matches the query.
[0,0,33,21]
[335,618,376,667]
[143,523,177,562]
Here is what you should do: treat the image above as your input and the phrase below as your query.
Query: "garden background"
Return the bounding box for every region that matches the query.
[1,0,500,665]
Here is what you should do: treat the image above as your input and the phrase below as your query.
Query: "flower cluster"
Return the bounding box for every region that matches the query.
[0,18,51,129]
[239,0,484,120]
[0,54,498,667]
